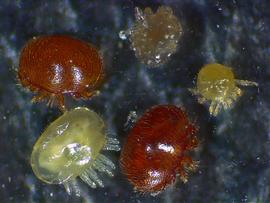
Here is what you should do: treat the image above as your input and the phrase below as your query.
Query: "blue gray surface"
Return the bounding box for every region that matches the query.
[0,0,269,202]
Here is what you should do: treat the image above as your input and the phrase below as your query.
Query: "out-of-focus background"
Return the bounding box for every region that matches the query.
[0,0,269,202]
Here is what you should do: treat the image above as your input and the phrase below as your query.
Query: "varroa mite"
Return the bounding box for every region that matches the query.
[18,35,105,110]
[120,104,199,194]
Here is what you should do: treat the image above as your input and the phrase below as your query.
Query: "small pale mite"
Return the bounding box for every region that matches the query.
[128,6,183,67]
[189,63,258,116]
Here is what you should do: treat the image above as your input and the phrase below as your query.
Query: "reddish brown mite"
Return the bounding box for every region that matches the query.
[18,35,104,110]
[120,105,199,194]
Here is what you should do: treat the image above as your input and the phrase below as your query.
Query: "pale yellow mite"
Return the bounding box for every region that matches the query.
[31,107,120,196]
[129,6,182,67]
[190,63,258,116]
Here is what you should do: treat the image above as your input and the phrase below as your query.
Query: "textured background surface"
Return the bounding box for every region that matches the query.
[0,0,269,202]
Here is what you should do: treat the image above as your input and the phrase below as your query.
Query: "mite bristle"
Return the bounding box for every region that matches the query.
[103,144,121,151]
[186,160,199,172]
[86,168,104,188]
[31,94,46,103]
[198,97,206,104]
[134,7,145,22]
[188,88,198,96]
[124,111,138,130]
[98,154,116,169]
[107,137,120,145]
[47,96,56,108]
[93,158,114,177]
[80,172,97,188]
[15,83,29,93]
[235,79,258,87]
[150,191,162,197]
[179,171,188,183]
[63,179,81,197]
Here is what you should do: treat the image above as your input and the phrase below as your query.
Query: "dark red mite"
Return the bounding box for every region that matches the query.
[18,35,104,110]
[120,105,199,194]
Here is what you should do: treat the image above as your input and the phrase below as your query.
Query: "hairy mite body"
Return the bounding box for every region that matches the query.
[120,105,198,194]
[129,6,182,67]
[18,35,104,110]
[31,107,120,196]
[190,63,258,116]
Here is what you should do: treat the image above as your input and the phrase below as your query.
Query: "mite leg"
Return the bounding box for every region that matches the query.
[235,79,258,87]
[31,92,48,103]
[209,101,222,116]
[63,179,81,197]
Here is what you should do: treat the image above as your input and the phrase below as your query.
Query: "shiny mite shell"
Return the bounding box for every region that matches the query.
[18,35,105,110]
[31,107,120,196]
[129,6,182,67]
[120,105,198,194]
[189,63,258,116]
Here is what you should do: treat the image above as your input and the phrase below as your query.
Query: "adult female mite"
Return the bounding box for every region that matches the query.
[18,35,105,110]
[120,105,199,194]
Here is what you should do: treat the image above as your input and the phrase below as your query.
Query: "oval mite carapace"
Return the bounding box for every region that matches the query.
[18,35,105,110]
[189,63,258,116]
[31,107,120,196]
[120,105,199,194]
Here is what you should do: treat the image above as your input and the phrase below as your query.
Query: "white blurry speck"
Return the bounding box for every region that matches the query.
[1,184,5,188]
[146,146,151,152]
[158,143,175,153]
[119,30,127,40]
[127,111,137,121]
[25,176,36,193]
[216,24,220,28]
[50,192,54,197]
[155,54,161,64]
[242,195,248,202]
[134,7,144,22]
[8,177,11,182]
[3,116,6,120]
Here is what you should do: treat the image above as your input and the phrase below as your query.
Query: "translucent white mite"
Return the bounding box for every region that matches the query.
[123,6,182,67]
[189,63,258,116]
[31,107,120,196]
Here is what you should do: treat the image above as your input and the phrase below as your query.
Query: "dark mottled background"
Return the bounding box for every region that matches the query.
[0,0,269,202]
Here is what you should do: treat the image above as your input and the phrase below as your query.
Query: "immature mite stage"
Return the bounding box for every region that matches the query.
[31,107,120,196]
[126,6,182,67]
[18,35,105,110]
[120,105,199,194]
[190,63,258,116]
